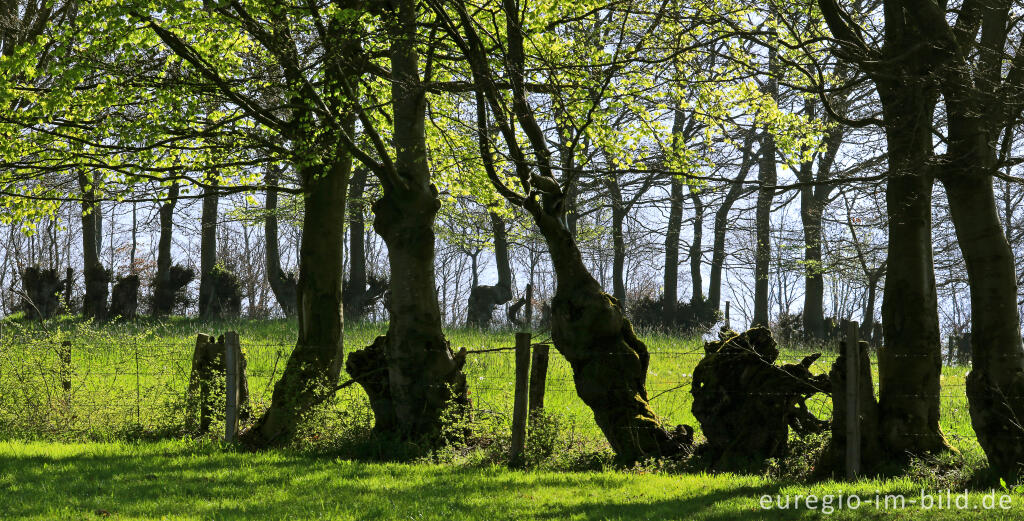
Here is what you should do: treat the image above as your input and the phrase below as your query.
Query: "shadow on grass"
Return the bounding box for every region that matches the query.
[0,443,790,521]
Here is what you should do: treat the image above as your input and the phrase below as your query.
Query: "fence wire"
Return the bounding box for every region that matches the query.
[0,337,978,450]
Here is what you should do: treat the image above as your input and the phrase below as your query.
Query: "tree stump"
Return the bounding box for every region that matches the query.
[825,339,882,473]
[109,275,140,319]
[20,267,68,319]
[691,326,830,471]
[185,333,250,434]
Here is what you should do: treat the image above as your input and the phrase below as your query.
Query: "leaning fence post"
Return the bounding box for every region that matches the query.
[510,332,531,465]
[224,331,241,443]
[845,320,861,479]
[528,344,549,413]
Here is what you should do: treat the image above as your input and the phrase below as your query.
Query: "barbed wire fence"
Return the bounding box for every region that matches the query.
[0,328,978,461]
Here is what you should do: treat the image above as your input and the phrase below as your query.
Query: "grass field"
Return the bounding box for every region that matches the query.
[0,317,1007,520]
[0,316,979,454]
[1,439,1021,520]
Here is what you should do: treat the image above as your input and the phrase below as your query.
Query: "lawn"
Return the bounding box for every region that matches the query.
[0,439,1020,520]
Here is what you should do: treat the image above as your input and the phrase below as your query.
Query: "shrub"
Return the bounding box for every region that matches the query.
[628,296,721,335]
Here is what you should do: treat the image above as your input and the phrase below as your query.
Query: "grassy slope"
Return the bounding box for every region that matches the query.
[1,439,1020,520]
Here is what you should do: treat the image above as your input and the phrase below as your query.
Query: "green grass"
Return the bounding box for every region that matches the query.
[0,317,1013,519]
[0,317,980,456]
[0,439,1020,520]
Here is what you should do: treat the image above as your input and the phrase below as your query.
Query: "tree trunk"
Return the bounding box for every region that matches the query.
[876,85,949,455]
[152,182,180,316]
[347,0,468,443]
[198,179,219,318]
[265,167,297,317]
[688,185,704,304]
[78,173,108,321]
[344,166,369,321]
[800,188,825,340]
[708,131,755,311]
[466,211,513,328]
[527,197,693,463]
[611,200,627,305]
[663,109,687,321]
[241,159,349,446]
[942,96,1024,476]
[664,175,683,322]
[753,126,777,327]
[358,182,468,440]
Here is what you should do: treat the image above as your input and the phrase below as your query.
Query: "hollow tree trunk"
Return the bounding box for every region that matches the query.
[241,159,349,447]
[527,198,692,463]
[466,211,513,328]
[78,173,108,321]
[876,86,949,455]
[198,179,218,319]
[344,166,369,321]
[688,185,704,304]
[265,167,297,317]
[152,182,179,316]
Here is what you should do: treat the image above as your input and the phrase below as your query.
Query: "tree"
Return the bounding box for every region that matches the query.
[816,0,951,455]
[264,166,297,317]
[432,0,695,462]
[900,0,1024,476]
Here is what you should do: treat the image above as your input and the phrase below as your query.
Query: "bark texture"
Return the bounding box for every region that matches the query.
[691,327,829,471]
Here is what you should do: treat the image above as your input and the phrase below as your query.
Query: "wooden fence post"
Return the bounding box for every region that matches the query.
[845,320,861,479]
[528,344,549,413]
[224,331,241,443]
[510,332,531,465]
[724,301,731,328]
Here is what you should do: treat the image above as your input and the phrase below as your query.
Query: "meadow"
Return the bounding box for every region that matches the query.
[0,317,1005,520]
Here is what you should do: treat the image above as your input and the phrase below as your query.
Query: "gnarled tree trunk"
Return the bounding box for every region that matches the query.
[466,211,513,328]
[353,182,468,440]
[347,0,468,443]
[529,197,692,463]
[241,160,349,446]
